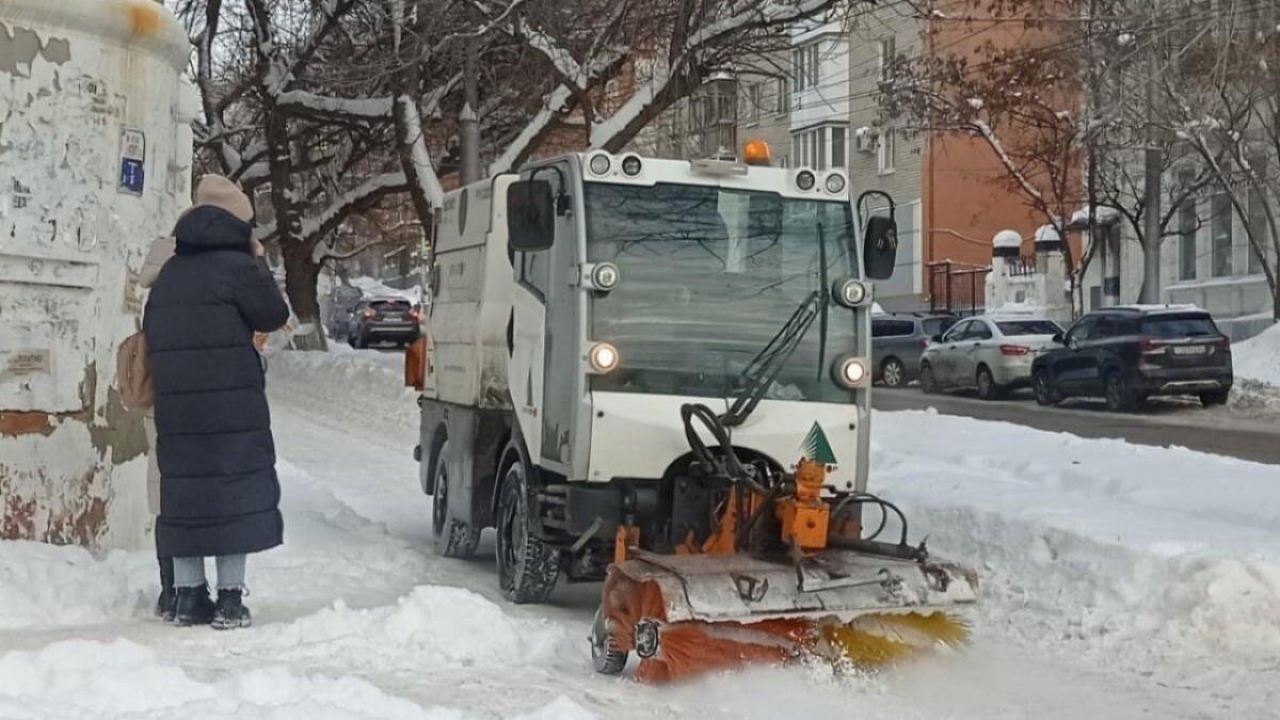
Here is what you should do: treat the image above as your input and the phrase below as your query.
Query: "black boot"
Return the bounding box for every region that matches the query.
[212,589,252,631]
[173,584,216,626]
[154,555,176,622]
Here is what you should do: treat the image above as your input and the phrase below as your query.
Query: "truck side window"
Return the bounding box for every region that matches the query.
[519,251,550,298]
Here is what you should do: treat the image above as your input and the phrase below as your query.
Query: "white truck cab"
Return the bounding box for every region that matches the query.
[414,148,899,602]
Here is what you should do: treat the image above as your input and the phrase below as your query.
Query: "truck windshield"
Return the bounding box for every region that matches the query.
[584,181,859,402]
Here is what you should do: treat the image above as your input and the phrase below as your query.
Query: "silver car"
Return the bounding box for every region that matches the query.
[919,315,1064,399]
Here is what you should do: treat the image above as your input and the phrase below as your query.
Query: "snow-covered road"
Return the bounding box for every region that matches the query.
[2,348,1277,719]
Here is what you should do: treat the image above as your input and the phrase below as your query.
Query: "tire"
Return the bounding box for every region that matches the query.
[590,606,628,675]
[430,441,480,558]
[976,365,1003,401]
[1033,370,1061,406]
[920,363,939,394]
[1200,388,1230,407]
[496,458,560,604]
[1104,370,1140,413]
[880,357,906,388]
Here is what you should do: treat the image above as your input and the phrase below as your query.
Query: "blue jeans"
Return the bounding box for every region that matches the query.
[173,554,247,591]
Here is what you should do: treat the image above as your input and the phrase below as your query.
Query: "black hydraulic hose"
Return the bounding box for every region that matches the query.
[680,403,767,496]
[832,494,911,547]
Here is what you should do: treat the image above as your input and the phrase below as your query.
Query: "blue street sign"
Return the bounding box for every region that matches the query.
[120,158,145,195]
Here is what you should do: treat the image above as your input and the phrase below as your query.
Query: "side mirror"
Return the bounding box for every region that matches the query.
[507,180,555,252]
[862,215,898,281]
[1051,332,1064,344]
[931,334,943,343]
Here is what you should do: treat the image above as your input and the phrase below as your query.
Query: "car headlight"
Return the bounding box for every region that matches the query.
[832,278,872,308]
[621,155,643,176]
[832,355,869,389]
[825,173,847,194]
[796,170,816,191]
[588,342,621,374]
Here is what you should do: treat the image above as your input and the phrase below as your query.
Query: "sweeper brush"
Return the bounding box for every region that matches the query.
[588,404,979,683]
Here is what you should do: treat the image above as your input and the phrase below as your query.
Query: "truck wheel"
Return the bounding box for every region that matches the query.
[920,363,939,394]
[1200,389,1230,407]
[1033,370,1061,406]
[590,606,628,675]
[496,459,560,604]
[431,441,480,558]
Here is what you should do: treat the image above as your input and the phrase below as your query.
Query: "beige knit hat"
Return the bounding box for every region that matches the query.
[193,175,254,223]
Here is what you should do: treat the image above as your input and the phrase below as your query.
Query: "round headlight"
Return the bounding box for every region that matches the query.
[589,154,612,176]
[833,278,870,308]
[796,171,816,191]
[621,156,643,176]
[591,262,620,290]
[833,356,869,388]
[589,342,621,374]
[825,173,847,194]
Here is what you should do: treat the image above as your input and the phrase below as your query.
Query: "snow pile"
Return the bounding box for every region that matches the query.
[0,542,147,630]
[264,346,418,439]
[1233,322,1280,387]
[350,276,421,302]
[0,639,594,720]
[238,586,583,672]
[872,411,1280,663]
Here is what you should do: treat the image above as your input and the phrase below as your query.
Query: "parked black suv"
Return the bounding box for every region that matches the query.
[348,297,421,349]
[1031,306,1232,412]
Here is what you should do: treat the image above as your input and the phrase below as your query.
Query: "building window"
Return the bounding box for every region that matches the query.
[878,37,896,83]
[831,127,846,168]
[1248,186,1269,275]
[775,77,789,113]
[877,127,896,174]
[1212,193,1233,277]
[1179,197,1197,281]
[745,83,761,123]
[793,44,821,90]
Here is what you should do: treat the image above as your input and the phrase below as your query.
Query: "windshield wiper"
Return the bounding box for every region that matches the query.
[722,289,823,427]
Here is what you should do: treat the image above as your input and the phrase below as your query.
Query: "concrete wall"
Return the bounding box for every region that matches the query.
[0,0,193,550]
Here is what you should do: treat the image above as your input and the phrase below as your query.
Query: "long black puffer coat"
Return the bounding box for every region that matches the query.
[145,205,290,558]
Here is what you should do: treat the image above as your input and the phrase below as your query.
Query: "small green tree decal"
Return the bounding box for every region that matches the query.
[802,422,838,465]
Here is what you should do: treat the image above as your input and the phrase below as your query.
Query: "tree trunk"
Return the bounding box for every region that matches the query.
[283,240,326,350]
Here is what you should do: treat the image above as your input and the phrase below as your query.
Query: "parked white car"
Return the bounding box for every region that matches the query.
[919,314,1064,399]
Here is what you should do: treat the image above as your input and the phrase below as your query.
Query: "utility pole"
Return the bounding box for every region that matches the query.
[461,36,481,185]
[1141,27,1163,303]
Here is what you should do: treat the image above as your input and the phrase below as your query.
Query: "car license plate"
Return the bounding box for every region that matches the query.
[1171,345,1206,355]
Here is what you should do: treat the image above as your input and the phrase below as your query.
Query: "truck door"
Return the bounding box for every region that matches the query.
[508,164,580,474]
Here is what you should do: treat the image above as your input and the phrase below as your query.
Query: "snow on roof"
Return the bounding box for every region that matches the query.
[1110,303,1204,314]
[1033,225,1062,243]
[1069,206,1121,225]
[993,229,1022,248]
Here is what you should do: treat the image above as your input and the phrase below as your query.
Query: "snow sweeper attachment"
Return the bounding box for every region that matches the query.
[589,404,979,683]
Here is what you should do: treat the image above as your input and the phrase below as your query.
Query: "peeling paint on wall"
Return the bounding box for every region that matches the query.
[0,1,193,552]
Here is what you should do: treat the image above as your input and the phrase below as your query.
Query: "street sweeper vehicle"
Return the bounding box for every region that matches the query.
[406,144,978,682]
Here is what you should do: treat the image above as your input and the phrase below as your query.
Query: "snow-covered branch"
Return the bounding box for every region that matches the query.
[277,91,395,121]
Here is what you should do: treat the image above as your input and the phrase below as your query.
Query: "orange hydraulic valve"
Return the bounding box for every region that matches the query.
[778,459,830,551]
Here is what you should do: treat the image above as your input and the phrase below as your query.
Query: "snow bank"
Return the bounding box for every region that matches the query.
[264,346,418,439]
[237,585,583,672]
[0,542,148,630]
[873,411,1280,664]
[0,639,593,720]
[1233,322,1280,387]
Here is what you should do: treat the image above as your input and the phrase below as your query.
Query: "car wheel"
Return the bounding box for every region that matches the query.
[976,365,1002,401]
[430,441,481,559]
[880,357,906,388]
[1200,389,1230,407]
[920,363,938,394]
[1033,370,1060,406]
[496,458,560,604]
[1104,370,1139,413]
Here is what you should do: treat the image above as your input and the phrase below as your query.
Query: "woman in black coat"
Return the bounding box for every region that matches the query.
[144,176,290,629]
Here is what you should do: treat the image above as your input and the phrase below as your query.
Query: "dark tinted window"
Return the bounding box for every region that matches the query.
[371,300,411,312]
[969,321,994,340]
[996,320,1061,336]
[1068,317,1098,342]
[1142,314,1218,338]
[922,317,957,337]
[873,320,916,337]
